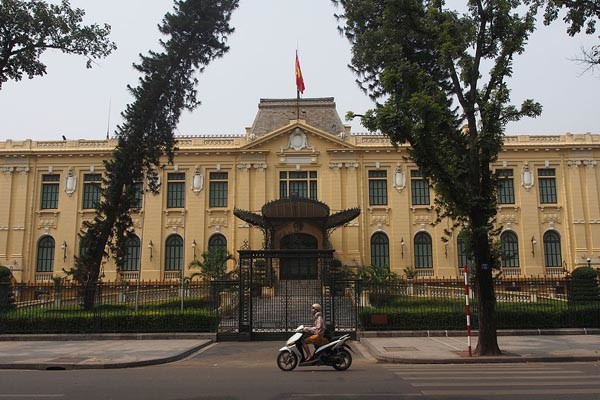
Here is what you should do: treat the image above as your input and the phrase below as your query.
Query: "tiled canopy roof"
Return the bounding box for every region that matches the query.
[233,197,360,230]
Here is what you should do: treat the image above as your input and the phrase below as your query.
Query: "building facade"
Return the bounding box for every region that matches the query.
[1,97,598,282]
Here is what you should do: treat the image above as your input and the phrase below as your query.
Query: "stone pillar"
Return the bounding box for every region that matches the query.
[344,163,361,264]
[584,160,600,259]
[567,160,587,264]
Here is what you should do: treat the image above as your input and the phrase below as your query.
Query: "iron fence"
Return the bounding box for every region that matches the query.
[358,276,600,330]
[0,280,237,334]
[1,275,598,334]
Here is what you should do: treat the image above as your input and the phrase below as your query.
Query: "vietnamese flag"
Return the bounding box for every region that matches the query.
[295,52,305,94]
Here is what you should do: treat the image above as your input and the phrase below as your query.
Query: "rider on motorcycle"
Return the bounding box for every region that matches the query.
[302,303,329,361]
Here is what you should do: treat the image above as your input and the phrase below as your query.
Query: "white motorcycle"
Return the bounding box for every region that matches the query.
[276,325,353,371]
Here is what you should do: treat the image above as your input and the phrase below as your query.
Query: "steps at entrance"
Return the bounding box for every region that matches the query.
[251,293,356,331]
[276,279,322,297]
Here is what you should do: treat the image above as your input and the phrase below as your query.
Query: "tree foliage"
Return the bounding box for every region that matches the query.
[67,0,239,309]
[541,0,600,68]
[0,0,116,89]
[333,0,542,355]
[189,248,236,281]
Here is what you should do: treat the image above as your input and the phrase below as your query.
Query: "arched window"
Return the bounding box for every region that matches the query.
[123,235,141,271]
[414,232,433,269]
[208,234,227,253]
[370,233,389,268]
[36,236,55,272]
[457,232,472,270]
[165,235,184,271]
[543,231,562,268]
[501,231,520,268]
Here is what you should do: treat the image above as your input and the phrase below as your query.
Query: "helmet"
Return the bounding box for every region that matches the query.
[311,303,322,312]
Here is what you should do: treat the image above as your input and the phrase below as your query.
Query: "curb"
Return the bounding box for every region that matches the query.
[360,337,600,364]
[358,328,600,338]
[0,340,214,370]
[0,332,216,341]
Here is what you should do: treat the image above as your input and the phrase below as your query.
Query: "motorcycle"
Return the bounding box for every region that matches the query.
[276,325,353,371]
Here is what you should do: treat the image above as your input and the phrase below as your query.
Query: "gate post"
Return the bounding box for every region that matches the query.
[238,251,252,341]
[321,252,335,335]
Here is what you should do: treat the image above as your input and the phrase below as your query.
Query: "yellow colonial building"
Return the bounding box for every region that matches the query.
[1,97,598,282]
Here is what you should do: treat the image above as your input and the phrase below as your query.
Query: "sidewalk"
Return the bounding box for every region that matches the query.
[360,329,600,364]
[0,330,599,369]
[0,333,215,370]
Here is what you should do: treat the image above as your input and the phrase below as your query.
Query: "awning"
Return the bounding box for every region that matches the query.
[234,197,360,230]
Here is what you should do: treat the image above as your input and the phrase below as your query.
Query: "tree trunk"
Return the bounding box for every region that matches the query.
[81,227,111,310]
[472,224,501,356]
[80,187,121,310]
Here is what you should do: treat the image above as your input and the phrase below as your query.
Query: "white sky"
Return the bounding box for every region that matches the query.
[0,0,598,141]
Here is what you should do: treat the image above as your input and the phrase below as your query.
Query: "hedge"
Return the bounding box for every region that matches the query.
[360,301,600,330]
[0,309,219,334]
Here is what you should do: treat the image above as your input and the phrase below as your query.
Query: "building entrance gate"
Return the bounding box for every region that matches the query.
[216,249,358,341]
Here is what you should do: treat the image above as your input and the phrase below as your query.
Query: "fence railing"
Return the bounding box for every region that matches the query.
[1,276,599,334]
[0,280,238,334]
[358,276,599,330]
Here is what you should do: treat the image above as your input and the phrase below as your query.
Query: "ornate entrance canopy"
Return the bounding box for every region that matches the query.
[234,197,360,233]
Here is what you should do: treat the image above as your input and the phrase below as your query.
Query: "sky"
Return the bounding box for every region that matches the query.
[0,0,598,142]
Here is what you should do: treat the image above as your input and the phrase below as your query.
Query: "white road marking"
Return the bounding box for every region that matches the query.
[422,388,600,396]
[412,380,600,387]
[179,342,218,361]
[394,370,581,375]
[428,337,463,351]
[404,374,599,380]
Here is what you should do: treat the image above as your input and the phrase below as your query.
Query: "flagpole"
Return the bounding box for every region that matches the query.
[296,89,300,120]
[295,49,305,120]
[296,48,300,120]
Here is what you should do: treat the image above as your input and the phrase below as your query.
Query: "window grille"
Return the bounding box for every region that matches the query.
[123,236,141,271]
[165,235,184,271]
[368,170,388,205]
[370,232,389,268]
[279,171,317,200]
[36,236,55,272]
[501,231,520,268]
[82,173,102,209]
[130,182,143,209]
[209,172,228,207]
[167,173,186,208]
[538,168,557,204]
[414,232,433,268]
[410,170,430,205]
[496,169,515,204]
[41,174,60,209]
[543,231,562,268]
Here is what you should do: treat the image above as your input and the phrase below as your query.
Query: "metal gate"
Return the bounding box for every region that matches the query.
[216,249,358,341]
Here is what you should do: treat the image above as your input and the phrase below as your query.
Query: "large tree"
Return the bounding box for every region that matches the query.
[542,0,600,68]
[68,0,239,309]
[334,0,542,355]
[0,0,116,89]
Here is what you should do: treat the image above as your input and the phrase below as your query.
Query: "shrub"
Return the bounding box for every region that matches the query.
[0,309,219,334]
[0,265,15,312]
[570,267,600,301]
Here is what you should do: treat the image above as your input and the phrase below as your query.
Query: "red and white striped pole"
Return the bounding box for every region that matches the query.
[463,264,472,357]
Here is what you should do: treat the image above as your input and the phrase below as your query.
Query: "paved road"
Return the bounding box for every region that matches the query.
[382,362,600,398]
[1,341,599,399]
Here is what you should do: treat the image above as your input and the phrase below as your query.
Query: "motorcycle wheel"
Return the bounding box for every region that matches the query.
[277,351,298,371]
[332,349,352,371]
